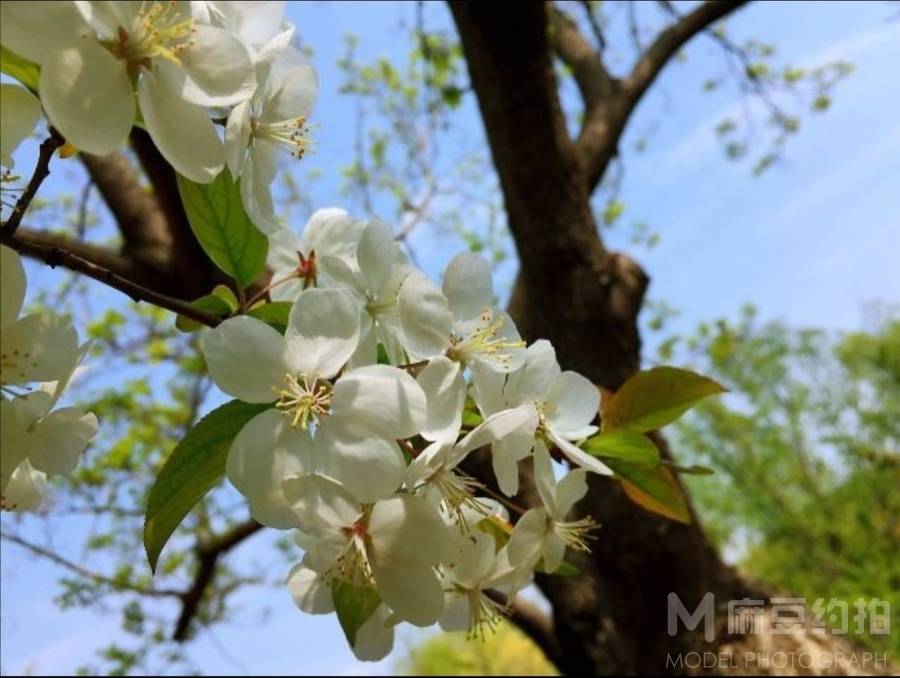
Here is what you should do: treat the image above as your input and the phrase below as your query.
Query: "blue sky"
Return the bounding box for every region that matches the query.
[2,1,899,675]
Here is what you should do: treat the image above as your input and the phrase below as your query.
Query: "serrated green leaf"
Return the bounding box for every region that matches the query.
[246,301,292,334]
[176,168,268,288]
[1,45,40,92]
[332,580,381,647]
[582,430,660,466]
[144,400,270,572]
[606,459,691,524]
[602,367,726,433]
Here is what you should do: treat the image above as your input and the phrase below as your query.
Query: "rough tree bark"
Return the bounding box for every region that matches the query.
[449,2,889,675]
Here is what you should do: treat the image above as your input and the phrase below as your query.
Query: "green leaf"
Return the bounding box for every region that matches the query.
[332,580,381,647]
[175,286,238,332]
[246,301,292,334]
[1,45,40,91]
[582,431,660,466]
[143,400,270,572]
[176,168,268,288]
[552,560,580,576]
[606,459,691,524]
[602,367,726,433]
[670,464,716,476]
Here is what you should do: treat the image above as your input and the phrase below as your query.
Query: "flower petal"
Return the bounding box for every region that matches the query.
[331,365,426,439]
[0,85,41,167]
[40,41,134,156]
[417,357,465,443]
[299,208,364,259]
[506,339,560,400]
[531,440,558,514]
[317,419,406,503]
[260,51,318,124]
[281,473,361,532]
[179,24,257,107]
[138,65,224,183]
[28,408,98,476]
[555,468,589,518]
[202,315,290,402]
[240,138,281,233]
[0,314,79,385]
[544,371,600,437]
[0,398,29,491]
[549,431,613,476]
[368,495,453,568]
[357,220,401,296]
[352,605,395,662]
[0,460,46,512]
[286,562,334,614]
[0,245,26,330]
[285,287,361,379]
[398,273,452,359]
[0,1,86,65]
[442,252,493,324]
[224,97,252,178]
[227,410,316,528]
[506,507,547,570]
[491,430,535,497]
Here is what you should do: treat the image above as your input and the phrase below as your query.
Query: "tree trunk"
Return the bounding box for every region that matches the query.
[450,3,890,675]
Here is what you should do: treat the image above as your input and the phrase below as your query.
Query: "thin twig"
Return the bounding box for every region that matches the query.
[0,232,221,328]
[1,130,65,237]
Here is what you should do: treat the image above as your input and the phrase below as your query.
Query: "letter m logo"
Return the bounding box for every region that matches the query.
[668,592,715,642]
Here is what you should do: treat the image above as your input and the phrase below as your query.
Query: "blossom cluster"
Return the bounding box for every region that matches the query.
[1,0,317,232]
[203,209,612,659]
[0,246,98,511]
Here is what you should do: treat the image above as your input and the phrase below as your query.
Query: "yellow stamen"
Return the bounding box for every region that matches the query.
[111,1,196,68]
[273,373,332,430]
[253,116,314,159]
[447,307,525,369]
[554,516,599,552]
[463,588,508,641]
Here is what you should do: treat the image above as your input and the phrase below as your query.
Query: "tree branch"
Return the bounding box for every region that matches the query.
[578,0,750,190]
[1,530,183,599]
[1,229,220,327]
[487,590,564,669]
[1,130,64,237]
[172,520,263,642]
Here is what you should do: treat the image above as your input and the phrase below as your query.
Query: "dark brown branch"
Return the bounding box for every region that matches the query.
[549,5,617,114]
[1,230,220,328]
[578,0,750,190]
[1,530,183,599]
[1,130,64,237]
[172,520,263,641]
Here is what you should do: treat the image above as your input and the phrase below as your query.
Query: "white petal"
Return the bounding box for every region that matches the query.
[317,419,405,503]
[506,508,548,569]
[260,55,318,124]
[209,1,286,49]
[446,530,496,588]
[202,316,290,402]
[442,253,493,324]
[397,273,452,359]
[281,473,361,532]
[368,495,453,568]
[286,563,334,614]
[265,224,303,272]
[240,139,281,233]
[555,468,589,518]
[73,1,138,38]
[416,357,465,443]
[28,408,97,476]
[179,24,257,107]
[0,1,86,65]
[506,340,560,400]
[40,41,134,156]
[541,532,567,574]
[491,430,534,497]
[531,440,558,514]
[0,314,79,385]
[138,65,224,183]
[226,410,316,528]
[300,208,364,259]
[549,431,613,476]
[0,398,29,490]
[0,85,41,166]
[253,23,294,66]
[544,371,600,437]
[1,459,46,512]
[357,220,400,296]
[285,287,361,379]
[0,245,26,329]
[352,604,395,662]
[458,404,537,457]
[469,361,507,417]
[437,594,469,633]
[331,365,426,438]
[224,98,252,178]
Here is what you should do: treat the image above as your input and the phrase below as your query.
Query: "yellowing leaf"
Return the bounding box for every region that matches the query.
[603,367,726,433]
[606,459,691,524]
